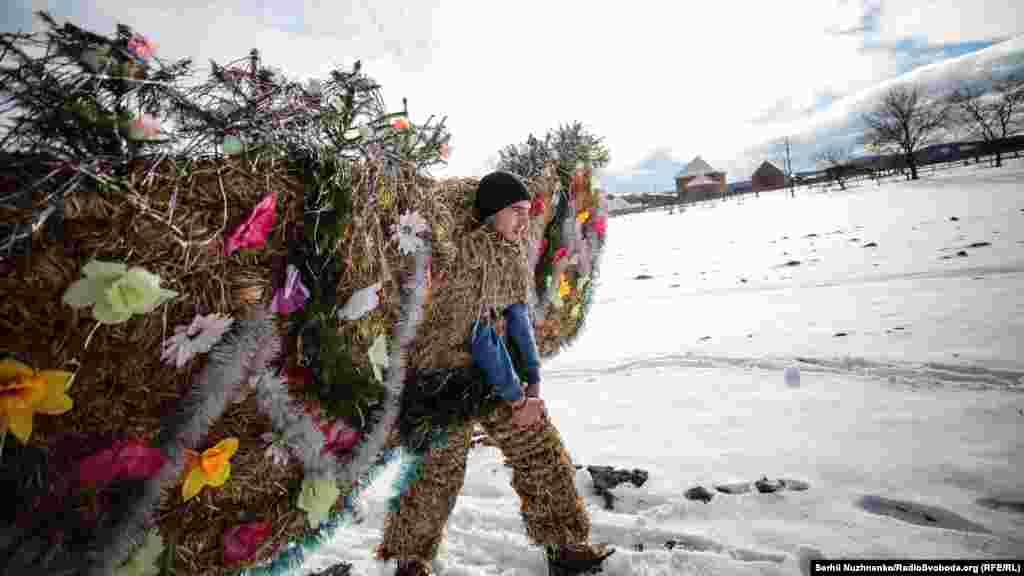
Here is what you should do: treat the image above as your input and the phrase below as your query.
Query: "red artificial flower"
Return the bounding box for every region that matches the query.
[591,215,607,238]
[78,439,167,488]
[225,191,278,256]
[529,195,546,218]
[551,246,568,263]
[223,521,273,564]
[318,419,361,455]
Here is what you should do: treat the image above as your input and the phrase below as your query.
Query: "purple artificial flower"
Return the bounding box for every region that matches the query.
[270,264,309,315]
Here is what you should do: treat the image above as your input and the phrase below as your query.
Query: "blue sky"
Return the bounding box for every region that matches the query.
[2,1,1022,191]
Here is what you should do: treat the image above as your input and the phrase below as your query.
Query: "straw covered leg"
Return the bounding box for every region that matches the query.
[376,423,474,565]
[480,403,591,548]
[376,404,590,566]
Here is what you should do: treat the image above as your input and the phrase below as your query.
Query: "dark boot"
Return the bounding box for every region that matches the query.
[545,543,615,575]
[395,558,433,576]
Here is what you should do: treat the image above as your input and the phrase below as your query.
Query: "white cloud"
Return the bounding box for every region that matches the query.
[876,1,1023,45]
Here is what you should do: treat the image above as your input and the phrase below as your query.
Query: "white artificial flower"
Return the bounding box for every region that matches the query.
[391,211,428,255]
[160,313,234,368]
[337,282,381,322]
[367,334,389,383]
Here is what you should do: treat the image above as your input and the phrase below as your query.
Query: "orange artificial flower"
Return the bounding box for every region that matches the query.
[0,358,73,443]
[576,210,591,224]
[182,437,238,501]
[391,117,410,130]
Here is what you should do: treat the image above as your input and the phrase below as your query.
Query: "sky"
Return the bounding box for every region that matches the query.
[2,1,1023,190]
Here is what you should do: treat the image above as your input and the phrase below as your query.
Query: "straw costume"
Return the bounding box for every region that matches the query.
[0,13,610,576]
[378,173,612,575]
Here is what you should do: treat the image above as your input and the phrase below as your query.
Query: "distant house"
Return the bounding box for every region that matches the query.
[675,156,727,203]
[728,180,753,195]
[751,161,786,193]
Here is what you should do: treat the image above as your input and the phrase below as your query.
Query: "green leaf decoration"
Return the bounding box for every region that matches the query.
[114,530,164,576]
[297,475,341,529]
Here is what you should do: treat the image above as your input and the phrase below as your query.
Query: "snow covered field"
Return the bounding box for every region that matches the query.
[304,159,1024,575]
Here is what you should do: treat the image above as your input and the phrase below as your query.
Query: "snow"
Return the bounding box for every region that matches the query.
[305,159,1024,575]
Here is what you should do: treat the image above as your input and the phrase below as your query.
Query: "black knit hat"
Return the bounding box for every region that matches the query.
[475,171,531,223]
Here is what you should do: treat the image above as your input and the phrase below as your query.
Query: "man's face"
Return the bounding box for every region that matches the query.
[492,200,531,243]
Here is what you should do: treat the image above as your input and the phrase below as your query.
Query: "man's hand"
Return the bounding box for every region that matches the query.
[509,397,546,429]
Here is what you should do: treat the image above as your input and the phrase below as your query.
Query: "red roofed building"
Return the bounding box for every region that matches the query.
[675,156,726,203]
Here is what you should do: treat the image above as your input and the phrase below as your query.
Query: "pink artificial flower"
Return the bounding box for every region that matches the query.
[551,246,568,264]
[391,117,410,130]
[270,264,309,315]
[78,439,167,488]
[439,143,450,160]
[225,191,278,256]
[128,114,162,140]
[127,34,156,64]
[223,521,273,565]
[591,215,607,239]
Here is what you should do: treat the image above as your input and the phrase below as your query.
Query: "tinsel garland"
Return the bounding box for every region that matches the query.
[238,446,400,576]
[386,429,451,514]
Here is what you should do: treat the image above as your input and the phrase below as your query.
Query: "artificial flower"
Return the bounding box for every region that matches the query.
[222,134,245,155]
[0,359,73,443]
[260,432,291,467]
[125,113,162,141]
[78,439,167,487]
[182,437,238,501]
[558,274,571,299]
[368,334,389,383]
[391,211,428,255]
[113,529,163,576]
[63,260,178,325]
[297,475,341,529]
[439,143,450,160]
[591,215,607,239]
[530,195,546,218]
[126,34,156,64]
[225,191,278,256]
[576,210,591,225]
[270,264,310,315]
[319,420,361,456]
[390,117,410,130]
[337,282,381,321]
[161,313,234,368]
[551,246,568,264]
[223,521,272,565]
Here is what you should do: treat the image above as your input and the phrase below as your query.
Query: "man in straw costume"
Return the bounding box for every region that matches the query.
[378,171,614,575]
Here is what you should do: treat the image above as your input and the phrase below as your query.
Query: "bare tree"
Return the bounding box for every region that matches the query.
[816,146,852,190]
[861,85,949,180]
[948,74,1024,167]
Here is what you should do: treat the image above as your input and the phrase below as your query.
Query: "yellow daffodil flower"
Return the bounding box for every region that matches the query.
[0,358,73,443]
[558,274,572,299]
[182,437,238,501]
[576,210,591,224]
